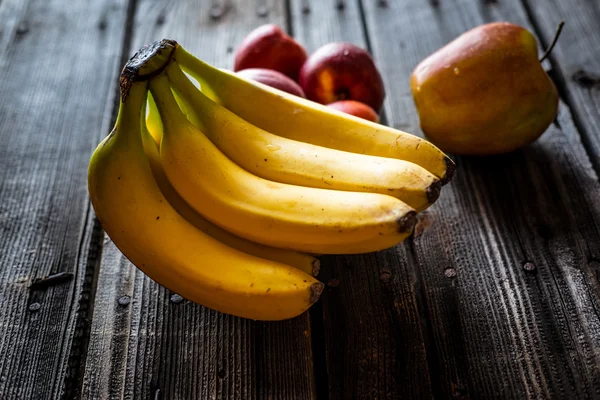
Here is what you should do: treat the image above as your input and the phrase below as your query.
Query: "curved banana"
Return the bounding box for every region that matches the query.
[142,97,320,276]
[172,44,455,184]
[149,73,417,255]
[88,73,322,320]
[165,62,441,212]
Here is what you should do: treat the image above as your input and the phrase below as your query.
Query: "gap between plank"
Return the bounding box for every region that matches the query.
[111,0,141,125]
[61,0,141,397]
[356,0,437,390]
[355,0,373,62]
[62,217,104,399]
[519,0,600,181]
[405,239,444,399]
[284,0,295,38]
[309,301,329,400]
[357,0,389,126]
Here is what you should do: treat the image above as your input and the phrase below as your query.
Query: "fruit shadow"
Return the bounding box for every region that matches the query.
[315,247,429,395]
[439,120,600,258]
[416,121,600,368]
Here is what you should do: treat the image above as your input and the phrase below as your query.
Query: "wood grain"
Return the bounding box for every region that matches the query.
[0,0,130,398]
[80,1,317,399]
[289,1,433,398]
[361,0,600,398]
[2,0,598,399]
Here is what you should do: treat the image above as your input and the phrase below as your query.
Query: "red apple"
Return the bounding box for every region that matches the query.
[236,68,306,97]
[299,42,385,112]
[234,24,308,81]
[327,100,379,122]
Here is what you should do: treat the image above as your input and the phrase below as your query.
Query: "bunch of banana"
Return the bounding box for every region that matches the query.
[87,40,454,321]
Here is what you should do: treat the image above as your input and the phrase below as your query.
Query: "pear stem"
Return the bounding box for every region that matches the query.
[539,21,565,63]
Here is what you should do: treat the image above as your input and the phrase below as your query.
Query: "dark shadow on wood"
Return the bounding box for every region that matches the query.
[405,238,463,400]
[309,299,330,400]
[317,251,433,399]
[62,217,104,400]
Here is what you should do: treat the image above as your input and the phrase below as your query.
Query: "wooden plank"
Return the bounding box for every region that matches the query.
[289,1,434,398]
[0,0,130,398]
[80,1,317,399]
[361,0,600,398]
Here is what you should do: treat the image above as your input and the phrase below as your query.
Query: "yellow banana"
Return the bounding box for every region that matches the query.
[149,73,417,255]
[165,62,441,212]
[172,44,455,184]
[142,94,320,276]
[88,63,322,320]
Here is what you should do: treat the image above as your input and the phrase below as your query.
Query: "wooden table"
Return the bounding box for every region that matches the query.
[1,0,599,398]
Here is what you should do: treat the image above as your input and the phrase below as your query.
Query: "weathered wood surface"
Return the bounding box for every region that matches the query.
[0,0,129,398]
[80,1,317,399]
[361,0,600,398]
[0,0,599,399]
[289,1,434,399]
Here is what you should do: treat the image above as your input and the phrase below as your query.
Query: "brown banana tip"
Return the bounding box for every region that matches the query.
[119,39,178,100]
[312,259,321,277]
[309,282,325,303]
[441,156,456,185]
[426,179,442,204]
[397,211,418,234]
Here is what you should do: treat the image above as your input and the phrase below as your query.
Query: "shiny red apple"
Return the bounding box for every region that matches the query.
[299,42,385,112]
[327,100,379,122]
[236,68,306,97]
[234,24,308,81]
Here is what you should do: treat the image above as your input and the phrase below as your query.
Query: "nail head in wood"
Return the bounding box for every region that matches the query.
[444,268,457,278]
[327,278,340,287]
[379,269,392,283]
[16,22,29,35]
[170,294,184,304]
[210,5,223,20]
[256,5,268,17]
[118,295,131,306]
[572,70,600,88]
[522,262,537,273]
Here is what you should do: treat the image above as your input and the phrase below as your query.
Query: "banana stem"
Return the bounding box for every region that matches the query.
[172,46,220,102]
[166,62,215,120]
[163,63,205,130]
[112,81,147,146]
